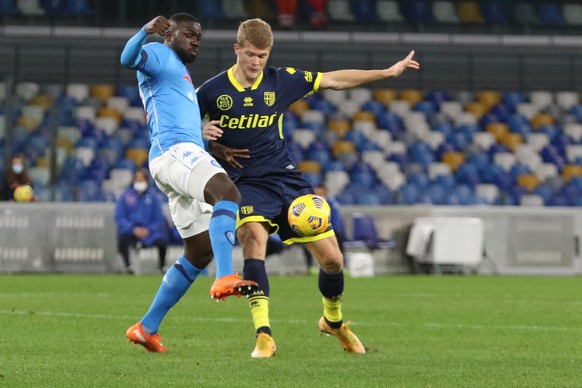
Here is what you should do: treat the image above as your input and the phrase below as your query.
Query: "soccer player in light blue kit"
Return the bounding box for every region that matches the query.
[120,13,258,353]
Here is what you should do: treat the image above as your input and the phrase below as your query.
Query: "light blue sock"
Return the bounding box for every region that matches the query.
[209,200,238,279]
[140,256,202,334]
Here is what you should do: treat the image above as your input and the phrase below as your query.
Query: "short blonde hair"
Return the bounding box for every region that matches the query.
[237,18,273,49]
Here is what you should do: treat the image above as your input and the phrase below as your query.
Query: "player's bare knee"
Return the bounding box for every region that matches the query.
[319,258,343,274]
[204,173,241,204]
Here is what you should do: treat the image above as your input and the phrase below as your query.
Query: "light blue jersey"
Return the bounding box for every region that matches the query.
[121,29,203,162]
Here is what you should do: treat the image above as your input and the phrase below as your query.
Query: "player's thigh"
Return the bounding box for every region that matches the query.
[149,143,225,203]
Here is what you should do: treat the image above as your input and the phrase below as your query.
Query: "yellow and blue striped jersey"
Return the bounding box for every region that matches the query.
[197,65,322,179]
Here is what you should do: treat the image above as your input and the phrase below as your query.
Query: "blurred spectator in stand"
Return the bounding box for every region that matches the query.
[303,184,345,274]
[115,168,168,274]
[1,154,34,201]
[276,0,328,29]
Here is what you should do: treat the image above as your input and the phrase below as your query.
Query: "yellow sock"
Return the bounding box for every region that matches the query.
[322,295,343,323]
[248,295,270,331]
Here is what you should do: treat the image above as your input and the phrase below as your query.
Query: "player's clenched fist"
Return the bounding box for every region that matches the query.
[144,15,173,36]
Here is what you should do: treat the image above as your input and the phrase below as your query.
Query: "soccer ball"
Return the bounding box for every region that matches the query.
[13,184,34,202]
[288,194,331,237]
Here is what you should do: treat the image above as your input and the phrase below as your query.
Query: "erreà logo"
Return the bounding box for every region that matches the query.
[240,206,254,215]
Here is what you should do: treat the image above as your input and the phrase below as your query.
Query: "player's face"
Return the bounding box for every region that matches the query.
[169,21,202,64]
[234,43,271,83]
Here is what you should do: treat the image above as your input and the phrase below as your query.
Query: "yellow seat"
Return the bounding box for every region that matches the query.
[500,132,523,152]
[517,174,540,192]
[245,0,274,19]
[17,116,40,132]
[465,101,488,118]
[486,122,509,142]
[563,164,582,183]
[531,113,555,130]
[331,140,356,158]
[98,106,123,123]
[373,88,397,107]
[442,151,466,172]
[458,0,484,24]
[35,156,50,168]
[287,99,309,115]
[352,111,375,123]
[478,90,501,110]
[400,89,423,106]
[30,95,54,109]
[91,84,115,103]
[126,148,149,168]
[327,119,351,138]
[298,160,322,174]
[56,136,74,151]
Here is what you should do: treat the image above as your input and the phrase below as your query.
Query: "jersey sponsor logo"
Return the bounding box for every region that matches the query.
[219,113,278,130]
[217,94,234,110]
[240,206,254,215]
[264,92,275,106]
[244,96,253,107]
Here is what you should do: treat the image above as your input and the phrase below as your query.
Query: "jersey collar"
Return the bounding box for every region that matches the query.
[227,65,263,92]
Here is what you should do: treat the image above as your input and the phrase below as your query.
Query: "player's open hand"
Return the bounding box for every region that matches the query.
[203,120,224,141]
[209,141,250,169]
[144,15,173,37]
[388,50,420,77]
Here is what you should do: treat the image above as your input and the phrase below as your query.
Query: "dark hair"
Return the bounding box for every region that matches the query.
[170,13,199,25]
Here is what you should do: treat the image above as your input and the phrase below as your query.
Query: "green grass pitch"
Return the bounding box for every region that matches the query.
[1,274,581,387]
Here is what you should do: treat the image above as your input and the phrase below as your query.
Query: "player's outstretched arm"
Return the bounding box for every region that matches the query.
[319,50,420,90]
[120,15,173,69]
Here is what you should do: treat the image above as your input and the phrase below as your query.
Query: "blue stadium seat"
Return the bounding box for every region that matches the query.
[537,3,565,26]
[434,173,456,190]
[481,2,509,25]
[446,184,476,205]
[398,183,420,204]
[404,0,434,23]
[407,171,430,190]
[303,172,322,187]
[306,141,330,165]
[350,162,377,188]
[0,0,19,14]
[351,0,377,22]
[373,183,394,204]
[426,90,450,106]
[456,163,480,187]
[361,100,386,117]
[67,0,93,15]
[432,120,454,136]
[426,183,447,205]
[344,130,367,151]
[197,0,224,18]
[409,142,435,166]
[117,85,141,107]
[287,141,305,163]
[539,125,560,142]
[310,99,336,117]
[489,104,511,122]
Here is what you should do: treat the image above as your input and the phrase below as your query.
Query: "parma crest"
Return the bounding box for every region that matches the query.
[264,92,275,107]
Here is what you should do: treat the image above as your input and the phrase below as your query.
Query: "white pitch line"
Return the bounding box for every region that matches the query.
[1,309,580,332]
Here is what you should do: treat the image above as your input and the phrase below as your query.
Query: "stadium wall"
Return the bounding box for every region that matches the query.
[1,203,580,276]
[2,27,582,91]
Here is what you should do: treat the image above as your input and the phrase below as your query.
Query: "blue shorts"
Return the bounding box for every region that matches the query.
[235,171,335,244]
